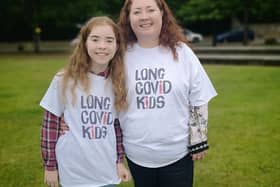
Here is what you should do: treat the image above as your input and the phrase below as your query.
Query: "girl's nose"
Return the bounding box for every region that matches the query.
[97,41,106,49]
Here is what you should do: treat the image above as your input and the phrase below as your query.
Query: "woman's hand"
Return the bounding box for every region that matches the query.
[59,117,69,136]
[192,150,207,161]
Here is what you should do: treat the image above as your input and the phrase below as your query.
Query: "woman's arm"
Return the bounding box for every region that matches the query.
[188,103,209,155]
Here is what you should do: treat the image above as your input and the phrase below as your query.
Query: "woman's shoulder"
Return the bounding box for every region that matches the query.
[176,42,193,53]
[176,42,201,67]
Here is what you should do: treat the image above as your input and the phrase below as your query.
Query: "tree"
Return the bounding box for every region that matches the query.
[176,0,279,45]
[0,0,108,41]
[1,0,278,42]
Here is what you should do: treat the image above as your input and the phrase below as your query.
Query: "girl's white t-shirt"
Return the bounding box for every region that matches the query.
[119,43,217,168]
[40,73,121,187]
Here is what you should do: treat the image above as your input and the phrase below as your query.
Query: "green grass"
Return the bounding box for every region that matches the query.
[0,53,279,187]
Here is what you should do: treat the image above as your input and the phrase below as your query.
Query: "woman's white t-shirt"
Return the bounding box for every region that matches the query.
[118,43,217,168]
[40,73,120,187]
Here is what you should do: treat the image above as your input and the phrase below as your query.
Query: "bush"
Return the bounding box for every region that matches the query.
[264,37,278,45]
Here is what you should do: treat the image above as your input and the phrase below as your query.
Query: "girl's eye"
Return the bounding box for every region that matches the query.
[148,9,155,13]
[88,36,99,42]
[133,11,140,15]
[107,40,113,43]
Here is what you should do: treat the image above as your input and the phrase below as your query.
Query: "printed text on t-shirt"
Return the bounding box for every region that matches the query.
[80,95,113,140]
[135,68,172,109]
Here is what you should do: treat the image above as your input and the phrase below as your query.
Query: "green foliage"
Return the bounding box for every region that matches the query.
[176,0,280,23]
[177,0,246,22]
[251,0,280,22]
[0,0,124,41]
[264,38,278,45]
[0,54,279,186]
[1,0,279,41]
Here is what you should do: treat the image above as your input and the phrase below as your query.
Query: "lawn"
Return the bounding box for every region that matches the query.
[0,53,279,187]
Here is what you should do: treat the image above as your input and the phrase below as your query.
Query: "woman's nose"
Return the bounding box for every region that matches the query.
[139,11,148,20]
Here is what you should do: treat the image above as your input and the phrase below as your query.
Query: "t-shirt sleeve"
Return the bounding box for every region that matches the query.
[40,76,64,117]
[185,45,217,106]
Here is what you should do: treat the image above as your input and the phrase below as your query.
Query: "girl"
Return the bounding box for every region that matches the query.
[40,16,130,187]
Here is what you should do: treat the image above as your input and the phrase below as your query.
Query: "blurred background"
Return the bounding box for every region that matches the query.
[1,0,279,49]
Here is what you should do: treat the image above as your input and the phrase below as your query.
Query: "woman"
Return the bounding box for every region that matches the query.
[117,0,217,186]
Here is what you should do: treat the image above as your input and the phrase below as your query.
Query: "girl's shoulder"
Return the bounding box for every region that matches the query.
[55,69,65,77]
[48,70,65,87]
[53,70,65,80]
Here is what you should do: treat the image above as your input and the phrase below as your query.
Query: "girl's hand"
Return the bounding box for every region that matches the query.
[44,169,59,187]
[117,162,132,182]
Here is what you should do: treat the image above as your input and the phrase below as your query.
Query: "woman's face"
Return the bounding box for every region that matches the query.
[86,24,117,72]
[129,0,163,44]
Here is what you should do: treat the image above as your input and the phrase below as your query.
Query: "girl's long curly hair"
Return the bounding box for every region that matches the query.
[62,16,127,112]
[118,0,188,60]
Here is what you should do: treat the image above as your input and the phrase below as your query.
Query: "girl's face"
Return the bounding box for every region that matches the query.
[129,0,163,45]
[86,24,117,72]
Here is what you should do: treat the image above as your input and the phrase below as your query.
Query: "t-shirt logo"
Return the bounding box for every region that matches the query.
[80,95,113,140]
[135,68,172,109]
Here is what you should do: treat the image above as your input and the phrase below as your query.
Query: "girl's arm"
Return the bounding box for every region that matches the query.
[41,110,61,187]
[41,110,61,170]
[114,119,131,182]
[114,119,124,163]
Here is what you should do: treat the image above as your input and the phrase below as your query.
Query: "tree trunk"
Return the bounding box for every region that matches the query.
[243,0,252,46]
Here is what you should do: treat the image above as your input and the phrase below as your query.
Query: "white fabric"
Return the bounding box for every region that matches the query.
[40,73,120,187]
[119,43,217,168]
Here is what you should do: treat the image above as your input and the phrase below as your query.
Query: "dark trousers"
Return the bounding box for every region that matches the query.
[127,154,193,187]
